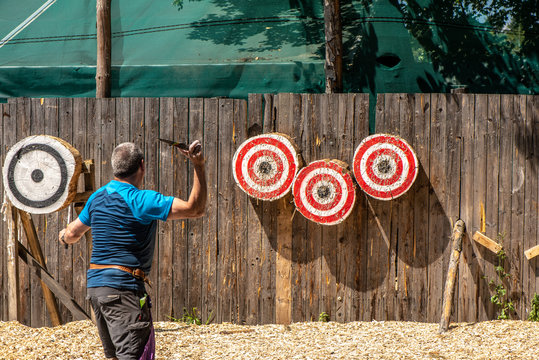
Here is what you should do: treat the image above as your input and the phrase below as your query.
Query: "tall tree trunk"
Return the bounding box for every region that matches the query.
[96,0,111,98]
[323,0,343,93]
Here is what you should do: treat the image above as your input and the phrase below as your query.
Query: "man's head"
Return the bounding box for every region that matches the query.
[111,142,144,179]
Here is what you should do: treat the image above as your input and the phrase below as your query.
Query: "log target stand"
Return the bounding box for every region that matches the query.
[3,137,95,325]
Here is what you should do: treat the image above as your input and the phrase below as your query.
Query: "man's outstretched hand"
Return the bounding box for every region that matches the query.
[178,140,204,166]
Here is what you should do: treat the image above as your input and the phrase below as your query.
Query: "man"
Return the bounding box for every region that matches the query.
[58,140,207,360]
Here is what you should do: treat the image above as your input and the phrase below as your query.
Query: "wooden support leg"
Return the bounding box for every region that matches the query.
[276,196,293,325]
[7,202,20,322]
[18,209,62,326]
[439,219,465,333]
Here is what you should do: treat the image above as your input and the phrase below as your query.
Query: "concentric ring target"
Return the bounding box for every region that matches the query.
[233,133,301,200]
[2,135,82,214]
[293,160,356,225]
[353,134,418,200]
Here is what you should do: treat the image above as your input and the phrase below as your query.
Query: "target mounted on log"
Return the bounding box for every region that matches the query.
[233,133,301,201]
[293,159,356,225]
[2,135,82,214]
[353,134,418,201]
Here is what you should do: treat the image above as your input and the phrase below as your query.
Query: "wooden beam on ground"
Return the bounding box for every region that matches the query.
[439,220,465,333]
[472,231,502,254]
[524,244,539,260]
[18,209,62,326]
[6,202,20,322]
[17,242,90,321]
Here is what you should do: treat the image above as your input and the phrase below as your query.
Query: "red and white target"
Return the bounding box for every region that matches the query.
[353,134,418,200]
[233,133,300,200]
[293,160,356,225]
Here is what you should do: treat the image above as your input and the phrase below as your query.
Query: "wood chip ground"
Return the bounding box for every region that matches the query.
[1,320,538,359]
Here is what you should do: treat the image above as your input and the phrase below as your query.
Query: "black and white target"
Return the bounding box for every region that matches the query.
[2,135,82,214]
[233,133,301,200]
[353,134,418,200]
[293,160,356,225]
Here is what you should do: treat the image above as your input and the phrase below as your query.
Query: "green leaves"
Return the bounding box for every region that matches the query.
[487,247,515,320]
[528,294,539,321]
[169,307,214,325]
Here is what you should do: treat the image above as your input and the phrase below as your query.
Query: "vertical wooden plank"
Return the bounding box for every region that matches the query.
[321,94,338,322]
[158,98,174,320]
[4,101,20,322]
[385,93,400,321]
[28,99,46,326]
[202,98,218,323]
[171,97,189,319]
[217,98,237,323]
[299,93,321,322]
[274,94,294,324]
[233,99,248,324]
[412,93,430,322]
[427,93,449,322]
[289,94,308,324]
[354,94,370,321]
[116,98,130,143]
[510,95,526,318]
[334,93,362,322]
[144,98,160,317]
[186,98,203,317]
[7,204,20,322]
[43,98,59,326]
[14,98,31,325]
[84,97,98,321]
[58,98,74,324]
[445,93,463,323]
[458,94,477,322]
[366,94,388,321]
[480,94,501,320]
[498,94,514,316]
[261,94,277,324]
[72,97,89,316]
[472,94,489,321]
[245,94,264,325]
[393,94,415,321]
[100,98,116,185]
[523,95,538,318]
[130,98,145,154]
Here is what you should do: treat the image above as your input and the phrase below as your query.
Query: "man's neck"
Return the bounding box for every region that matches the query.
[114,176,140,188]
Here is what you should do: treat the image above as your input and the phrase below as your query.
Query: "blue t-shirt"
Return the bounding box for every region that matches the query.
[79,180,174,291]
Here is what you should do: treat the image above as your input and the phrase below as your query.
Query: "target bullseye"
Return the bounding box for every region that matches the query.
[293,159,356,225]
[233,133,301,200]
[2,135,82,214]
[353,134,418,200]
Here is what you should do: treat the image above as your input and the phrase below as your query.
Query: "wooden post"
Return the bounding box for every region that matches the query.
[96,0,111,98]
[439,219,465,333]
[18,210,62,326]
[6,202,20,322]
[323,0,342,93]
[275,196,293,324]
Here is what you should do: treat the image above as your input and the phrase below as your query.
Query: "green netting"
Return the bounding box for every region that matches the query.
[0,0,537,117]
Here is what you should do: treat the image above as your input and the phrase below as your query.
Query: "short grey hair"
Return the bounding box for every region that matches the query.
[111,142,144,178]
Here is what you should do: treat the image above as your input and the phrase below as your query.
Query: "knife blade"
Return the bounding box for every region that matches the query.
[158,138,189,151]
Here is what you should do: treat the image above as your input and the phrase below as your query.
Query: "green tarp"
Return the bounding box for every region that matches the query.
[0,0,537,100]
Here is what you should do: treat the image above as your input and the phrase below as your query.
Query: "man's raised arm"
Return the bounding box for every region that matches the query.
[167,140,207,220]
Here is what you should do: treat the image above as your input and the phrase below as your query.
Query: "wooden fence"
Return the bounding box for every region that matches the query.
[0,94,537,327]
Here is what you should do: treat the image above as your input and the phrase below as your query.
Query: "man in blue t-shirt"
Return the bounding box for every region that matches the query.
[58,141,206,360]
